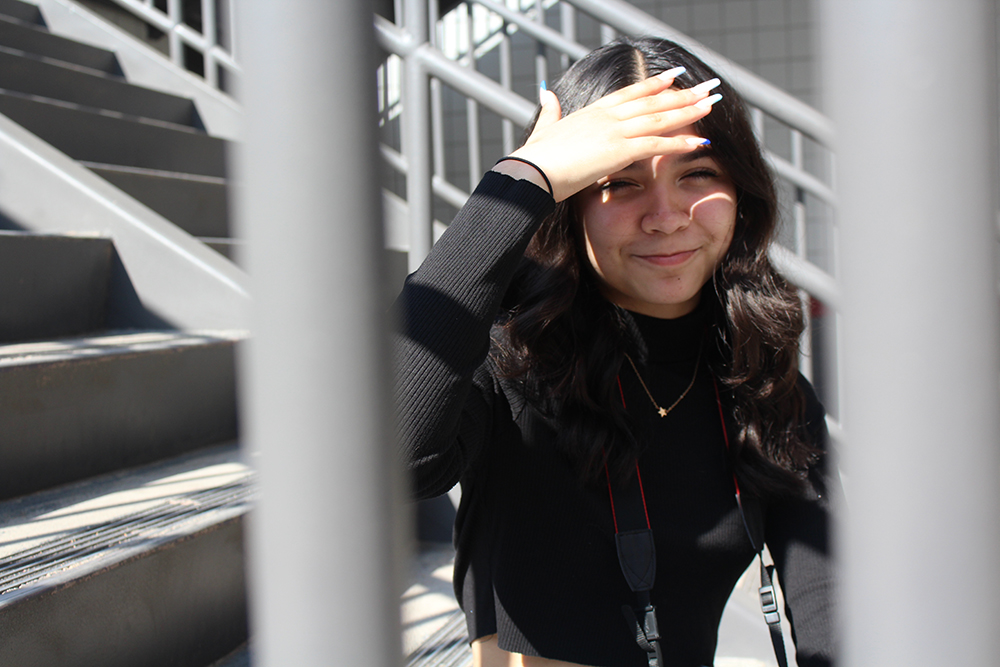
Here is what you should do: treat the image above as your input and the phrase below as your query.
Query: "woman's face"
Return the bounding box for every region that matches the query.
[575,133,737,319]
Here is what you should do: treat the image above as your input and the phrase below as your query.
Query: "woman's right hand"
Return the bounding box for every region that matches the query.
[492,69,721,202]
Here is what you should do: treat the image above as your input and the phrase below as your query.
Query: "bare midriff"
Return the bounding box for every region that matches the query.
[472,635,598,667]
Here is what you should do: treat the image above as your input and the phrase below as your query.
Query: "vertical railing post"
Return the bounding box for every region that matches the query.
[200,0,218,88]
[236,1,402,665]
[790,129,812,381]
[429,0,446,188]
[824,2,1000,665]
[559,2,575,71]
[166,0,183,67]
[464,2,482,189]
[534,0,547,88]
[499,18,514,155]
[404,0,434,271]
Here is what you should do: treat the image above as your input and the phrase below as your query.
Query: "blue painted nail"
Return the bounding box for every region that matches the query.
[540,80,547,92]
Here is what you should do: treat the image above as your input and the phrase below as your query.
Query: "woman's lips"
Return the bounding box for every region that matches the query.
[635,249,697,266]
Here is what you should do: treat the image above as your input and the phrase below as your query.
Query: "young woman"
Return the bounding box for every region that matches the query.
[394,37,835,667]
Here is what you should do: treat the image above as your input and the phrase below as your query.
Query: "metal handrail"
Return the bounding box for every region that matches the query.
[376,16,534,126]
[566,0,834,147]
[472,0,589,61]
[101,0,239,91]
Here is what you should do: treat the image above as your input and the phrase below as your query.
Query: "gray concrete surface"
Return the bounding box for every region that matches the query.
[402,543,796,666]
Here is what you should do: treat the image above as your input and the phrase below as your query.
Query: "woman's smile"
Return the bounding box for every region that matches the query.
[633,248,698,266]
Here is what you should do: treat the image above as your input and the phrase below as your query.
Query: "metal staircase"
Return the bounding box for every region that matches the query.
[0,0,235,258]
[0,0,249,664]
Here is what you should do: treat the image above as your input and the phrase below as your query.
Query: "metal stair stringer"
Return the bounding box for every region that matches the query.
[0,109,248,331]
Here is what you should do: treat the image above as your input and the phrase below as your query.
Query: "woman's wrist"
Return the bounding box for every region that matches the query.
[491,157,554,198]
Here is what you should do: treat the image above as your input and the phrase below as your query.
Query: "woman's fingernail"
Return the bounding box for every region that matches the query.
[685,137,711,146]
[538,82,546,103]
[694,93,723,109]
[691,78,721,94]
[656,66,686,81]
[540,80,547,91]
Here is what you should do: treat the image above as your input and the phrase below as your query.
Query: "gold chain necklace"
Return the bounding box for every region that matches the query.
[623,336,704,418]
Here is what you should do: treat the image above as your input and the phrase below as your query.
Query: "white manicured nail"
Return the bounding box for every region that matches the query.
[694,93,723,109]
[691,78,721,94]
[656,66,686,81]
[685,137,711,146]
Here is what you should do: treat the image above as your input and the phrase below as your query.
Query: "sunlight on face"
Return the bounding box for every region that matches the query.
[575,141,737,319]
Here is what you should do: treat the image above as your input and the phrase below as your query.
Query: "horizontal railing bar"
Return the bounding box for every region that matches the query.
[565,0,834,147]
[381,144,471,210]
[472,0,590,61]
[376,16,535,126]
[768,152,836,206]
[106,0,173,32]
[104,0,239,71]
[769,244,840,310]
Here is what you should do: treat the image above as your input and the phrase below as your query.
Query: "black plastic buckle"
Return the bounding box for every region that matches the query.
[759,584,781,624]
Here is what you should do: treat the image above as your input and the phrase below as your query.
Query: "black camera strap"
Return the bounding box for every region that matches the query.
[606,373,790,667]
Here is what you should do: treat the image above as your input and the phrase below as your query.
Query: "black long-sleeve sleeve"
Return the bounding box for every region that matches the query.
[391,172,555,499]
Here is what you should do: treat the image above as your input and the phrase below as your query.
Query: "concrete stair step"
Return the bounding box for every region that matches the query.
[0,46,201,128]
[0,0,44,26]
[0,13,121,75]
[0,329,242,500]
[0,231,113,342]
[0,444,251,667]
[84,162,230,238]
[0,91,226,177]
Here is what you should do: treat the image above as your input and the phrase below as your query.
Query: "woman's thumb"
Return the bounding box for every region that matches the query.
[536,84,561,129]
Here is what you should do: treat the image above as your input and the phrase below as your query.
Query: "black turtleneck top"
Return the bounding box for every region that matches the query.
[393,172,836,667]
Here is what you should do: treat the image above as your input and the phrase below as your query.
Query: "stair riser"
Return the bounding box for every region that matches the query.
[0,234,112,342]
[0,341,238,500]
[0,93,226,177]
[91,167,230,238]
[0,48,199,127]
[0,17,120,74]
[0,517,248,667]
[0,0,43,26]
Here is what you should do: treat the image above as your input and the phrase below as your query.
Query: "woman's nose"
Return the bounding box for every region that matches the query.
[640,187,690,234]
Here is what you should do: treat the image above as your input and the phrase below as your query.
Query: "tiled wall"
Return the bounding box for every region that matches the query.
[627,0,817,107]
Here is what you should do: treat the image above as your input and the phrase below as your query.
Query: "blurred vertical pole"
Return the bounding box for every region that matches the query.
[236,2,401,666]
[823,2,1000,666]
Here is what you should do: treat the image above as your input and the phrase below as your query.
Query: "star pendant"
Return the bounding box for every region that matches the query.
[657,407,668,418]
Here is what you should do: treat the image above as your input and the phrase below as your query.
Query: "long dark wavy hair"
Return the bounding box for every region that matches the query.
[494,37,817,498]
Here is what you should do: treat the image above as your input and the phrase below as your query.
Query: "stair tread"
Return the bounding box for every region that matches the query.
[83,161,227,185]
[0,0,45,27]
[0,41,122,80]
[0,45,199,126]
[0,90,227,177]
[0,329,245,367]
[0,13,121,75]
[0,443,252,603]
[0,86,203,134]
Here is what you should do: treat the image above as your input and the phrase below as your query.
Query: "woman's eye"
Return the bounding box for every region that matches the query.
[683,169,719,180]
[599,180,634,193]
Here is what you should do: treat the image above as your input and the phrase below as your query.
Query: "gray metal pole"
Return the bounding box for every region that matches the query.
[235,2,402,666]
[404,0,433,271]
[823,2,1000,665]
